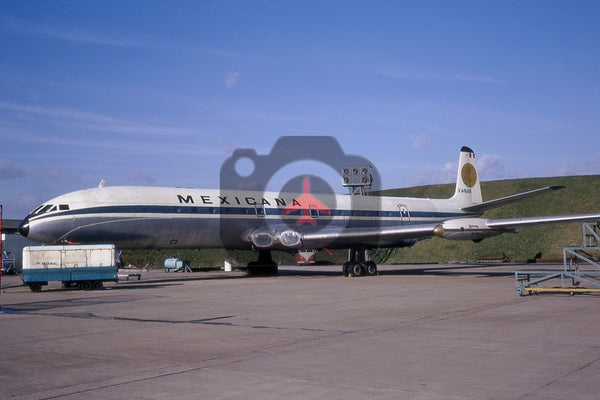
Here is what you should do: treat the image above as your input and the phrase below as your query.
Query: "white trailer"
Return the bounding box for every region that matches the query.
[22,245,118,292]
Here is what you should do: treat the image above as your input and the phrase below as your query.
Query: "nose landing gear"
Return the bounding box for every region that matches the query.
[246,250,279,275]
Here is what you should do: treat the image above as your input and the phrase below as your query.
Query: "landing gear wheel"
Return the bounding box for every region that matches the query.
[350,263,363,277]
[345,247,378,278]
[365,261,378,276]
[29,283,43,292]
[342,262,352,276]
[247,261,278,276]
[247,262,257,275]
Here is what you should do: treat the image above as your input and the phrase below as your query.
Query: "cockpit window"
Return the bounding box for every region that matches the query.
[31,204,67,216]
[31,205,46,215]
[33,205,54,215]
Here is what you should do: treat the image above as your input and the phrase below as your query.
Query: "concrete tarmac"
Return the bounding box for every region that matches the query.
[1,263,599,399]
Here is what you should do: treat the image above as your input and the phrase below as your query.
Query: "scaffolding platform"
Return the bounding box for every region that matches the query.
[515,222,600,296]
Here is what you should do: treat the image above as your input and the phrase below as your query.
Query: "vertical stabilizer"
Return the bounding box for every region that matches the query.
[450,146,482,207]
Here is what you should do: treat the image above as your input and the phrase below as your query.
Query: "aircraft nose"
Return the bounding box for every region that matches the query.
[18,218,30,237]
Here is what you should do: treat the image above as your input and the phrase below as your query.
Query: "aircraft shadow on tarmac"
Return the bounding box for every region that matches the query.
[277,264,516,278]
[2,264,516,296]
[382,264,516,277]
[0,293,155,313]
[190,264,516,278]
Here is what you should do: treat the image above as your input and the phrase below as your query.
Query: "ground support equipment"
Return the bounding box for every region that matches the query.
[515,223,600,296]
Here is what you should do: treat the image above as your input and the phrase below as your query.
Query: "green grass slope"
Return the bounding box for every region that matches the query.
[377,175,600,263]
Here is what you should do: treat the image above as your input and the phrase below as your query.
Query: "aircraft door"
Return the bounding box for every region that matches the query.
[255,205,266,217]
[398,204,410,225]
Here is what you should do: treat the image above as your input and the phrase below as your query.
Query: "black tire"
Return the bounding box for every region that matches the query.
[29,283,43,292]
[82,281,93,291]
[93,281,103,290]
[247,262,278,276]
[365,261,378,276]
[350,263,363,277]
[246,261,257,275]
[342,262,351,276]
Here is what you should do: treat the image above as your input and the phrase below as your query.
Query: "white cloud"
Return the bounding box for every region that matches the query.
[1,15,237,58]
[0,102,199,137]
[406,162,457,187]
[27,90,44,102]
[32,167,81,181]
[225,72,240,89]
[0,158,25,180]
[218,137,238,154]
[1,15,138,48]
[410,134,428,149]
[47,169,60,178]
[477,154,504,179]
[477,154,517,181]
[405,155,518,187]
[378,69,502,85]
[128,170,157,184]
[19,194,37,210]
[441,162,458,183]
[554,157,600,177]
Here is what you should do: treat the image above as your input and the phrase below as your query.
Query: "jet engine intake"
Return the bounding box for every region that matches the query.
[248,231,275,248]
[279,230,302,247]
[246,229,302,249]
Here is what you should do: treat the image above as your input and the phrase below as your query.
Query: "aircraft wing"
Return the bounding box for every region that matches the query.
[300,223,440,248]
[299,212,600,248]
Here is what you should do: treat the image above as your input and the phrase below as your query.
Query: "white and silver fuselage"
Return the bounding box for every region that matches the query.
[19,186,473,250]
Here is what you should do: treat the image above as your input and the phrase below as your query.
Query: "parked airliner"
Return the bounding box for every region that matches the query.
[18,146,600,276]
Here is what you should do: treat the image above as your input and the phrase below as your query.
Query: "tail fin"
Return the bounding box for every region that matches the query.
[450,146,482,207]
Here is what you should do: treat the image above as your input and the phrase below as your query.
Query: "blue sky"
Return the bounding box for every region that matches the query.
[1,1,599,219]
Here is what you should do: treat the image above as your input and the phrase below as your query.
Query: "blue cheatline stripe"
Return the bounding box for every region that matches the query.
[32,205,466,220]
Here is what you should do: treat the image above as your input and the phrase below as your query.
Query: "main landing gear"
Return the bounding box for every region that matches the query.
[245,249,377,277]
[342,247,378,277]
[247,250,278,276]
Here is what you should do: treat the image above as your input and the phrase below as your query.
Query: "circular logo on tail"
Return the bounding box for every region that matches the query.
[461,163,477,188]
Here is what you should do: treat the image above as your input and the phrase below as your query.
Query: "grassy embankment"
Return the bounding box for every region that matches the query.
[378,175,600,263]
[120,175,600,268]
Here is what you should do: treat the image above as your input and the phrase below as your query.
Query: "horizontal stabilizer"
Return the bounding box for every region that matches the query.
[461,186,564,213]
[486,213,600,230]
